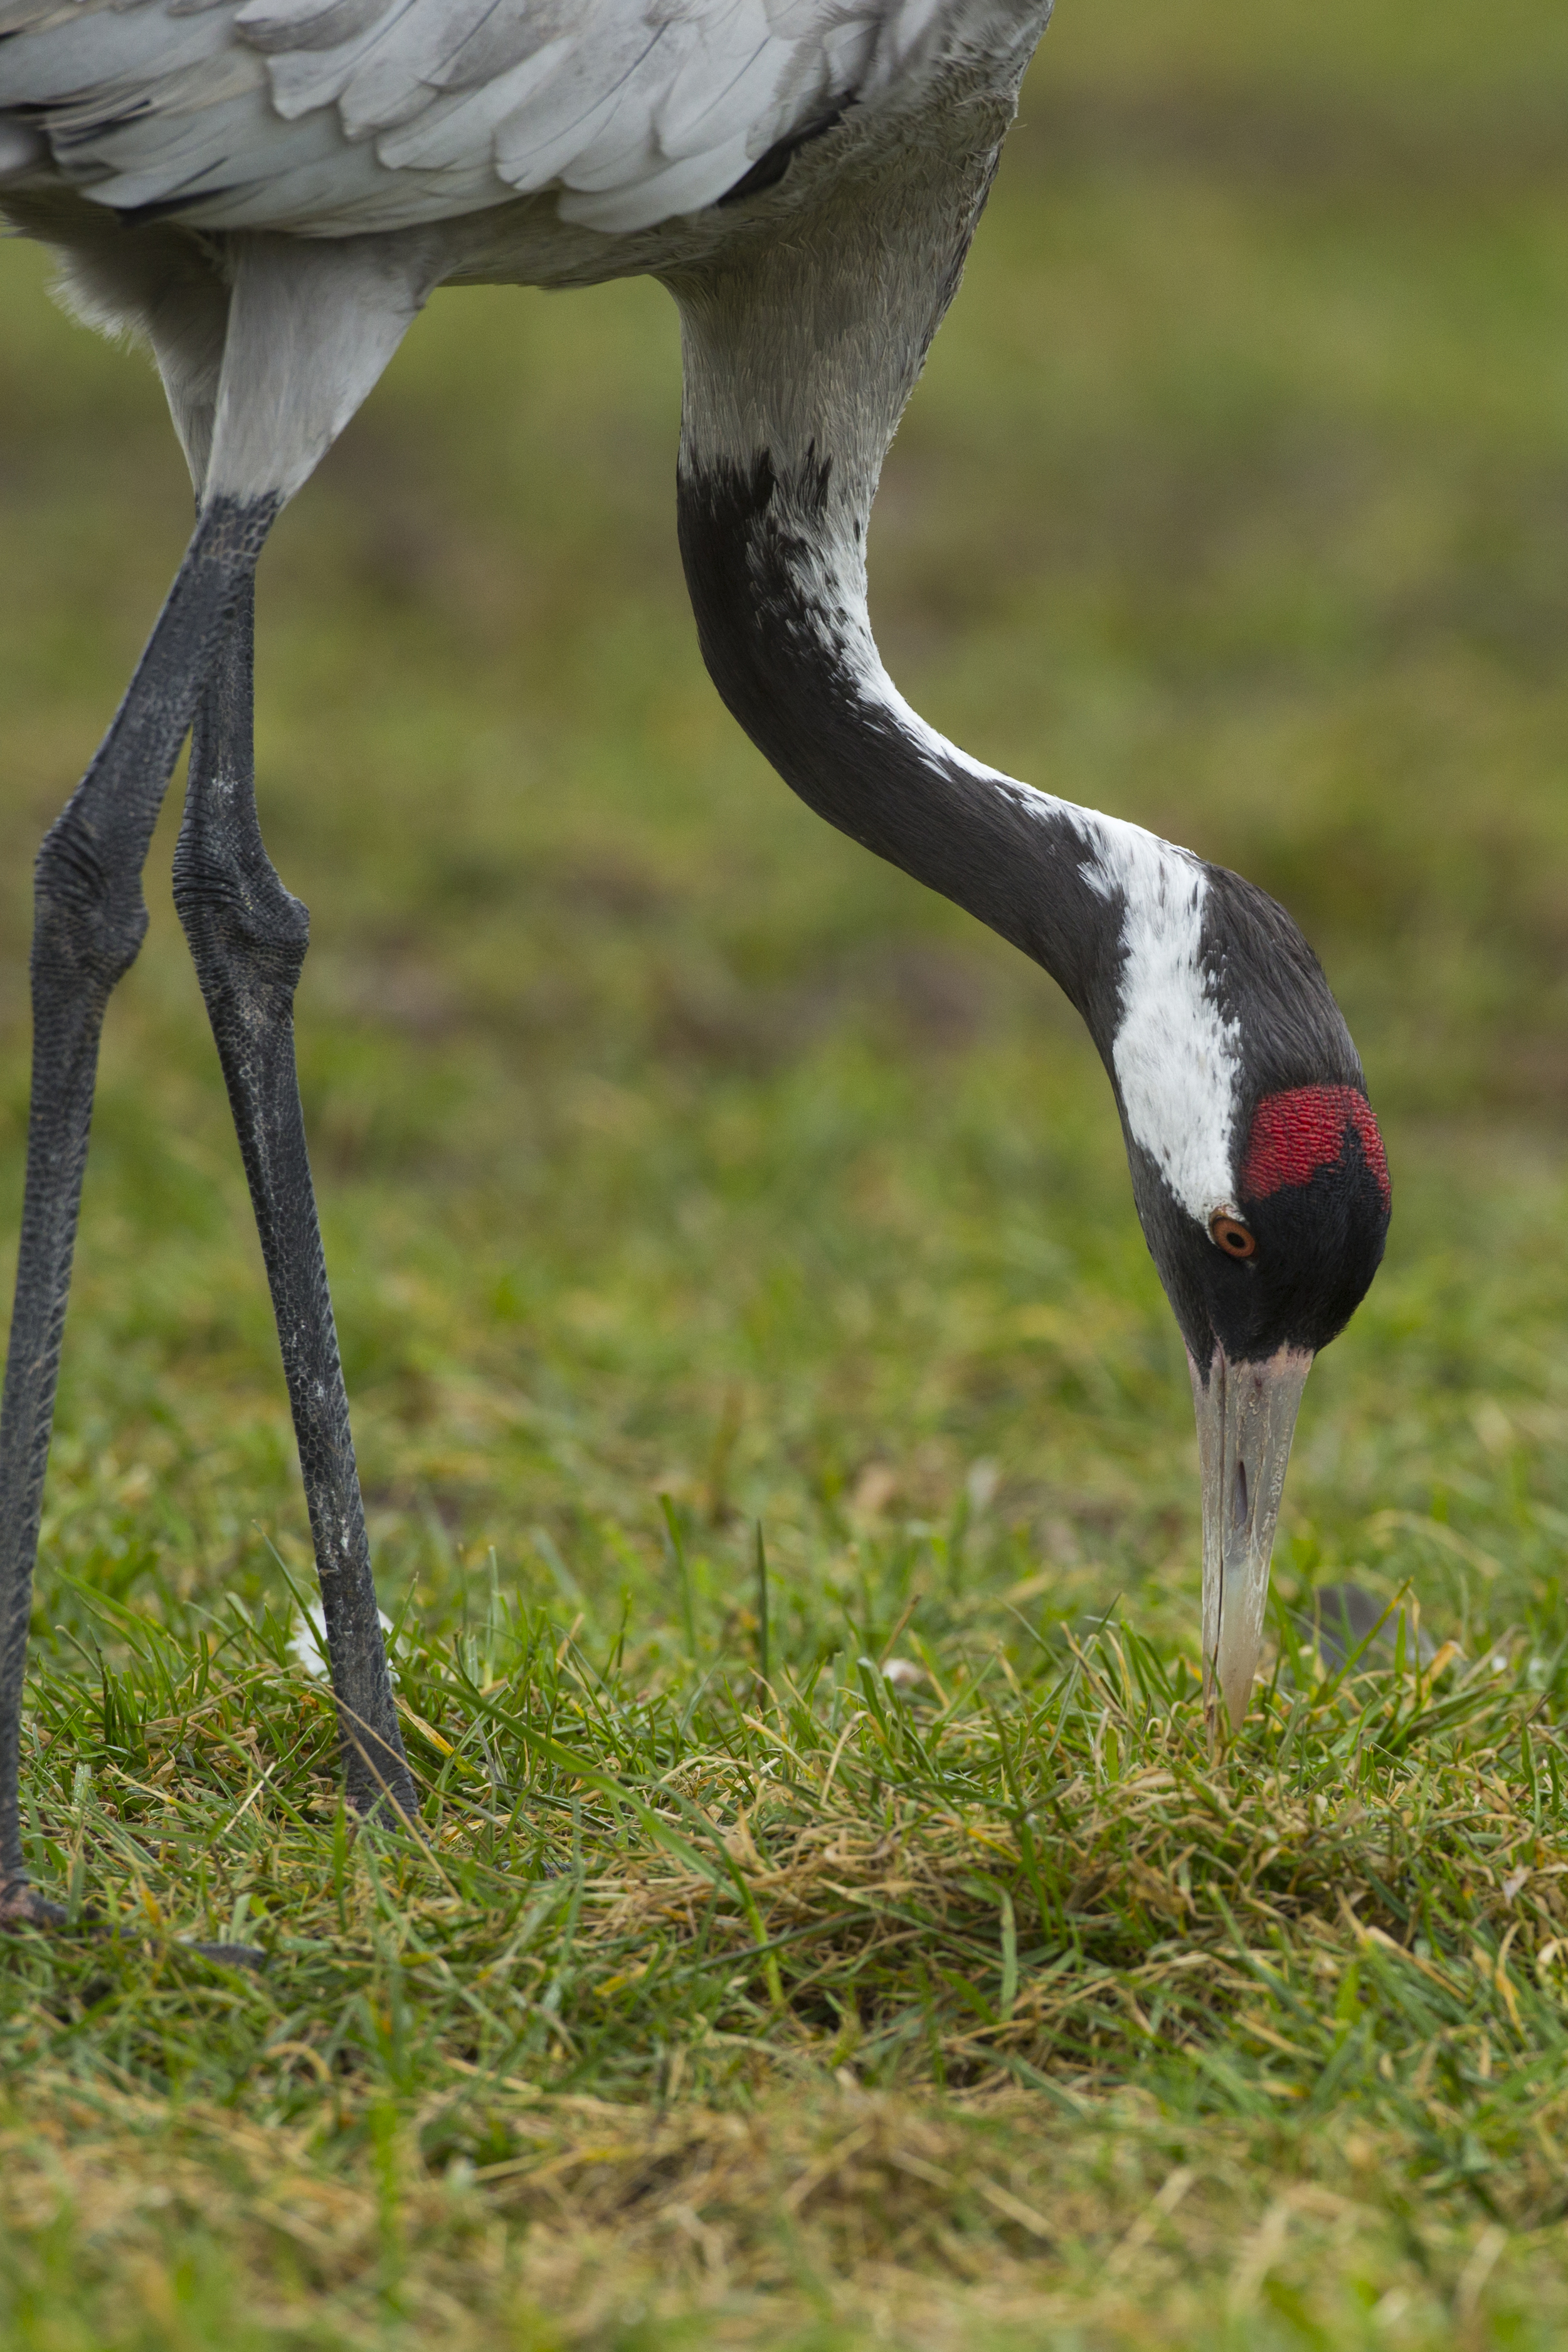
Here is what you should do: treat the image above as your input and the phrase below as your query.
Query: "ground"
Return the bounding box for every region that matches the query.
[2,0,1568,2343]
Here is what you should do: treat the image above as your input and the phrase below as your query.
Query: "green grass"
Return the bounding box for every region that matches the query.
[3,0,1568,2339]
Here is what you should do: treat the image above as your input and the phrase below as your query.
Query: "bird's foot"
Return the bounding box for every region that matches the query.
[181,1937,268,1970]
[0,1878,266,1968]
[0,1880,69,1929]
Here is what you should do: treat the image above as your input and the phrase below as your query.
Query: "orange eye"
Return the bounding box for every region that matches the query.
[1209,1212,1257,1260]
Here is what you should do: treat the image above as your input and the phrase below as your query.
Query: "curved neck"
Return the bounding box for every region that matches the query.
[669,105,1244,1233]
[675,437,1244,1231]
[676,445,1113,1014]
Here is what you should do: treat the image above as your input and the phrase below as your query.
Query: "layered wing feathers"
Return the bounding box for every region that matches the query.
[0,0,941,236]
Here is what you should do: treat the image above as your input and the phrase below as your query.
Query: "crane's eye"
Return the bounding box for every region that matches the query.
[1209,1212,1257,1260]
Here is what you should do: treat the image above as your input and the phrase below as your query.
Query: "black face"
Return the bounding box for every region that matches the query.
[1106,866,1392,1375]
[1133,1106,1391,1372]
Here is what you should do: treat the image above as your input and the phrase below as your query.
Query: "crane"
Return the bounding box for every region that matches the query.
[0,0,1391,1934]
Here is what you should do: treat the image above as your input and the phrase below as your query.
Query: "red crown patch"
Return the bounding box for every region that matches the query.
[1240,1086,1390,1207]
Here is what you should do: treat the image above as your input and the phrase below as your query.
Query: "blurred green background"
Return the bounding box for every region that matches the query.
[2,0,1567,1678]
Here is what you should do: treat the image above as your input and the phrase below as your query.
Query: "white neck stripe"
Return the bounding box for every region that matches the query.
[797,526,1242,1222]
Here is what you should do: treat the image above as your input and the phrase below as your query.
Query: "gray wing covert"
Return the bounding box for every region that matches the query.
[0,0,940,236]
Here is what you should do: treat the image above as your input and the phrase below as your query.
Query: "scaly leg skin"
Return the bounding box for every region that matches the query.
[0,497,277,1952]
[172,577,418,1831]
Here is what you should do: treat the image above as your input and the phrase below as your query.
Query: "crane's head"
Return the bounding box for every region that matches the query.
[1088,845,1391,1732]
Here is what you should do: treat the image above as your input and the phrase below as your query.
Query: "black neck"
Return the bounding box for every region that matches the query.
[676,446,1123,1047]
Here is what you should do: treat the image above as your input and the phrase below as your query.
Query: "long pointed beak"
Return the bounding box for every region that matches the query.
[1189,1345,1313,1734]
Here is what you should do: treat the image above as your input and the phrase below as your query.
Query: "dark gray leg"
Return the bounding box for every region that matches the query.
[172,580,416,1826]
[0,496,277,1915]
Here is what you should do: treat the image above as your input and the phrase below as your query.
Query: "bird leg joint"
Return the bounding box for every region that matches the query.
[172,533,308,1017]
[172,848,310,1008]
[32,812,151,1005]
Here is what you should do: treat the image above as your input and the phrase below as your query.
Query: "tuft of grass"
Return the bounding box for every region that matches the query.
[5,1569,1568,2343]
